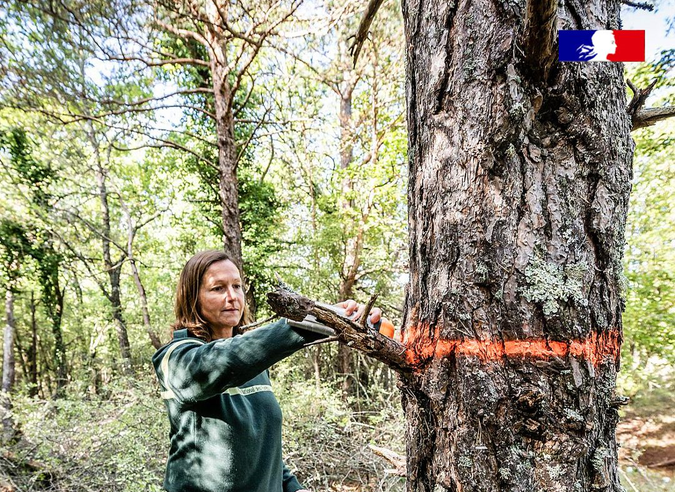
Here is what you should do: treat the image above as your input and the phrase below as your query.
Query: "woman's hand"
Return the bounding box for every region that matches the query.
[338,299,397,338]
[337,299,382,325]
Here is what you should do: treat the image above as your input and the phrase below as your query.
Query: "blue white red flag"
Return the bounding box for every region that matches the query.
[558,30,645,62]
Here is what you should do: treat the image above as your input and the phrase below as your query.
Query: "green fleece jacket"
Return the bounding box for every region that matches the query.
[152,318,323,492]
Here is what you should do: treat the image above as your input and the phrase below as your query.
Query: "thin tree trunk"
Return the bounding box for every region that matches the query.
[93,145,132,367]
[109,269,132,369]
[3,290,16,393]
[123,207,161,349]
[205,0,243,273]
[76,47,131,368]
[336,34,360,396]
[29,292,38,396]
[129,257,161,349]
[400,1,630,490]
[2,290,16,441]
[47,264,67,392]
[13,323,28,386]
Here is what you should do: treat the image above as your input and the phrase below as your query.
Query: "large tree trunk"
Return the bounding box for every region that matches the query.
[400,1,631,491]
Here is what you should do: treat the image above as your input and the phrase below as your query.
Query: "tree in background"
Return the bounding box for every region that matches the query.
[0,129,67,394]
[268,0,408,394]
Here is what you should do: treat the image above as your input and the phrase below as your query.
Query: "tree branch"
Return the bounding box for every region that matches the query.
[633,107,675,130]
[621,1,654,11]
[266,287,412,373]
[104,52,209,67]
[349,0,387,68]
[153,19,213,53]
[626,78,656,115]
[626,78,675,130]
[97,88,214,108]
[368,444,407,476]
[65,104,216,122]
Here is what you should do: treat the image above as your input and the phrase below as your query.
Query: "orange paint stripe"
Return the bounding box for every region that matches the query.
[402,323,621,367]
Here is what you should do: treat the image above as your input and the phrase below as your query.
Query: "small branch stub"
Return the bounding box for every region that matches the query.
[361,293,379,329]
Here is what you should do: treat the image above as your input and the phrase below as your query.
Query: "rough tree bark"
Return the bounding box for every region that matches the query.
[398,0,631,490]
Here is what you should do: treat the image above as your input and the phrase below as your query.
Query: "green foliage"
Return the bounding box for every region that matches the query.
[7,371,167,491]
[0,128,55,204]
[622,60,675,365]
[0,219,32,283]
[273,353,406,491]
[0,127,61,303]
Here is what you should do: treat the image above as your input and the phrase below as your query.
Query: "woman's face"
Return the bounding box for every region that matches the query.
[198,259,245,338]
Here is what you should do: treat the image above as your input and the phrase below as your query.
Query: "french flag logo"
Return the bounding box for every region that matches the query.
[558,30,645,62]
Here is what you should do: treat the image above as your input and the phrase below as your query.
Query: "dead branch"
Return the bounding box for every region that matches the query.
[266,287,412,373]
[368,444,407,477]
[627,79,675,130]
[627,78,657,115]
[348,0,386,67]
[633,107,675,130]
[621,1,654,10]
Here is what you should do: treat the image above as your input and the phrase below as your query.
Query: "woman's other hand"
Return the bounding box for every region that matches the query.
[337,299,381,325]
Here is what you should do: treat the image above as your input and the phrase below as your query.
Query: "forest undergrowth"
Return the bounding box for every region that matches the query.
[1,352,674,491]
[0,352,408,492]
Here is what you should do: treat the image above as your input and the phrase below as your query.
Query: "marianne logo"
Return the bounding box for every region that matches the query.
[558,30,645,62]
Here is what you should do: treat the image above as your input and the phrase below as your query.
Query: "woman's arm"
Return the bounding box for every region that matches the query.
[153,318,324,404]
[153,300,384,404]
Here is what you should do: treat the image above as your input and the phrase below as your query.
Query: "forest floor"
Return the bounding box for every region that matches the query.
[616,385,675,492]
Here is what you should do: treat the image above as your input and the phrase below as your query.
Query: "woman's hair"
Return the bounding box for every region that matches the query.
[171,250,252,342]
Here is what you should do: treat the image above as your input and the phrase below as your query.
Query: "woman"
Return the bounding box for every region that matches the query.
[152,250,382,492]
